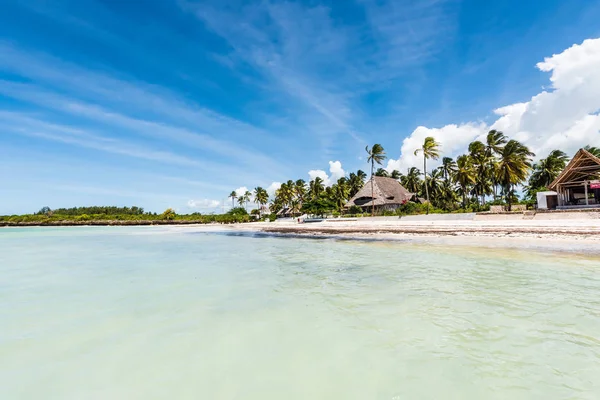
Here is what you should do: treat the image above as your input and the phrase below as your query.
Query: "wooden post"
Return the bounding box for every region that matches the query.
[585,181,589,206]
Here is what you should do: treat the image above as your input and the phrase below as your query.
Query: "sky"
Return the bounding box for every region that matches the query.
[1,0,600,215]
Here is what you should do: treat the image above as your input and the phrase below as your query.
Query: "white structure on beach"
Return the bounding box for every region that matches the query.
[536,191,558,210]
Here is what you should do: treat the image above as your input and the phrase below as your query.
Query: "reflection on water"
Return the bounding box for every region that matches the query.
[1,227,599,399]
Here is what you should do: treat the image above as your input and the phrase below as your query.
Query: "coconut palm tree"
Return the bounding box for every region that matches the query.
[241,191,252,212]
[254,187,269,216]
[414,137,441,214]
[348,172,365,197]
[584,145,600,157]
[402,167,422,194]
[391,170,402,180]
[309,177,325,200]
[375,168,389,177]
[526,149,569,197]
[469,140,493,205]
[485,130,507,199]
[454,155,476,209]
[426,168,444,204]
[294,179,307,203]
[229,191,237,208]
[331,177,350,213]
[365,144,387,216]
[497,140,534,211]
[440,157,457,181]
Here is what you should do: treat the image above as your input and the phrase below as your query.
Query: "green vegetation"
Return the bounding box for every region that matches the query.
[229,133,597,217]
[0,206,251,226]
[4,138,597,225]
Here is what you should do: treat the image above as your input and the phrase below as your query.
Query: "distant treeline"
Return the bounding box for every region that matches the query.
[1,207,258,226]
[36,206,149,216]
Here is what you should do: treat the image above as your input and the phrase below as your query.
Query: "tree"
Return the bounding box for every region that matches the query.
[36,206,52,216]
[528,149,569,192]
[414,137,441,214]
[228,191,237,208]
[254,187,269,216]
[241,191,252,212]
[497,140,534,211]
[391,170,402,180]
[454,155,476,209]
[161,208,176,220]
[309,177,325,200]
[348,171,366,197]
[440,157,457,181]
[469,140,492,206]
[365,144,386,216]
[485,130,508,199]
[331,177,350,212]
[402,167,422,194]
[584,145,600,158]
[375,168,389,177]
[426,168,444,205]
[295,179,307,203]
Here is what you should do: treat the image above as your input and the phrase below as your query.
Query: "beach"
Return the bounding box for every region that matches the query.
[184,210,600,253]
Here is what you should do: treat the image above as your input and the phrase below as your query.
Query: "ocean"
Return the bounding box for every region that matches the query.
[1,226,599,399]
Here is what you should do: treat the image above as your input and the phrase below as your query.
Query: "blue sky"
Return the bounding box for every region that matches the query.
[2,0,600,214]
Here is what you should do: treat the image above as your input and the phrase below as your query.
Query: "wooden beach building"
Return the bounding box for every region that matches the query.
[548,148,600,209]
[345,176,413,212]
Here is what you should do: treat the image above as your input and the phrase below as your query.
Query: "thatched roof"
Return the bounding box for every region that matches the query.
[549,148,600,189]
[345,176,413,208]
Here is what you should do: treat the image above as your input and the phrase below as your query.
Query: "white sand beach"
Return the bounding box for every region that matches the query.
[170,210,600,253]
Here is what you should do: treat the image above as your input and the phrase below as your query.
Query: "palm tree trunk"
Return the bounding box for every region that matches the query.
[371,160,375,217]
[424,157,430,215]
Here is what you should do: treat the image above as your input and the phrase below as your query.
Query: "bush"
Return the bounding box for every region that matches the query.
[348,205,362,214]
[161,208,177,220]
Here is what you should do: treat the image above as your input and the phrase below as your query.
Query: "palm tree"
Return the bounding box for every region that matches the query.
[414,137,441,214]
[454,155,476,209]
[366,144,387,216]
[229,191,237,208]
[485,130,507,199]
[331,177,350,213]
[241,191,252,212]
[584,145,600,158]
[375,168,389,177]
[469,140,492,206]
[440,157,457,181]
[526,149,569,199]
[391,170,402,180]
[348,172,365,197]
[426,168,444,205]
[309,177,325,200]
[402,167,422,194]
[497,140,534,211]
[254,187,269,216]
[294,179,307,203]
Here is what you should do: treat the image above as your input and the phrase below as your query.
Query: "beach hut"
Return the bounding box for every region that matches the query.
[549,148,600,209]
[345,176,413,213]
[536,191,558,210]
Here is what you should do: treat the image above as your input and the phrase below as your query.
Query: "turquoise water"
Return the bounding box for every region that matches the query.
[1,227,600,399]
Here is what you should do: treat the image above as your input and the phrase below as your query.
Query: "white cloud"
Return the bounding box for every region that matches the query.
[187,199,221,210]
[386,38,600,171]
[266,182,282,197]
[386,123,486,172]
[307,160,346,186]
[234,186,250,197]
[328,160,346,181]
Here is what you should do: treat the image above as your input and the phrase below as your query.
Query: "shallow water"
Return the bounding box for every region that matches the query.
[1,226,600,399]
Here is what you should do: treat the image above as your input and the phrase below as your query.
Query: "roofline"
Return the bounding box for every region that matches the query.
[549,148,600,189]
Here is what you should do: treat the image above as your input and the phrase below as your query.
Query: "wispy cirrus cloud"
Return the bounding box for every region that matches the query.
[181,0,459,157]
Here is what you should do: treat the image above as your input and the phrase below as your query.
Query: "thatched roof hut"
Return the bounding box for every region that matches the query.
[345,176,413,210]
[549,148,600,208]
